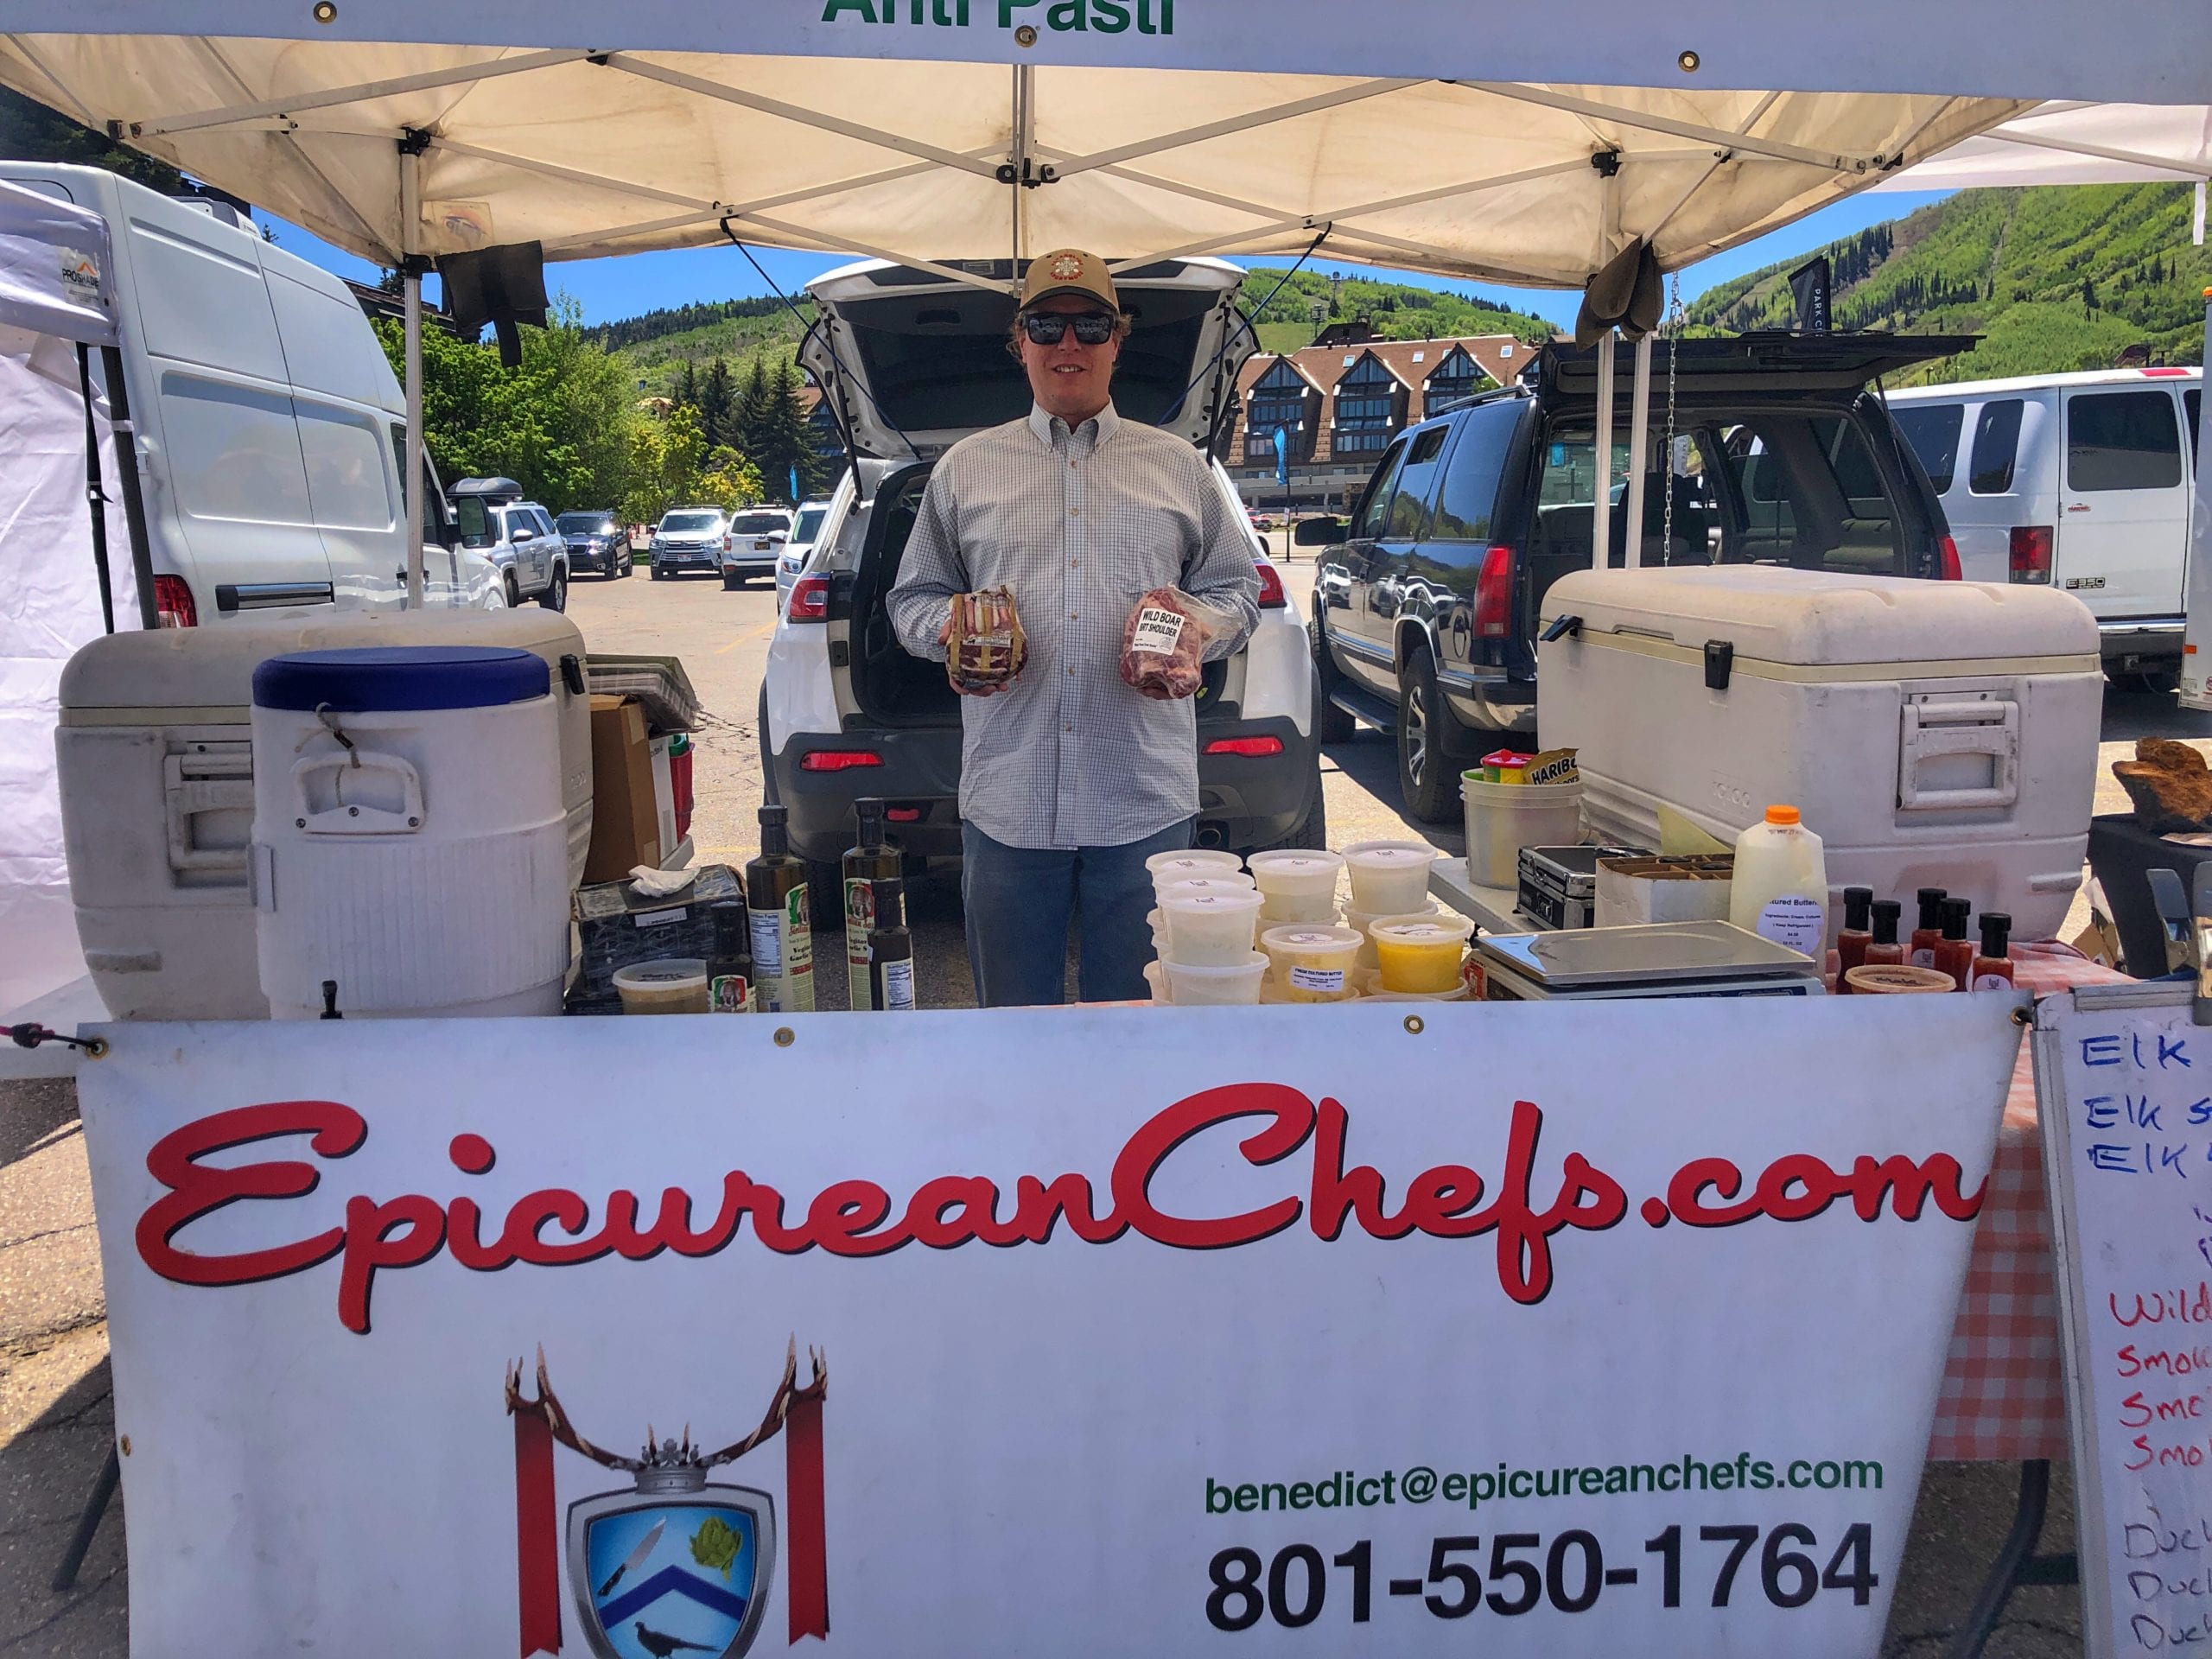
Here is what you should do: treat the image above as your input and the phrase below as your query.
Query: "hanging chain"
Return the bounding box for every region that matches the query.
[1660,270,1683,560]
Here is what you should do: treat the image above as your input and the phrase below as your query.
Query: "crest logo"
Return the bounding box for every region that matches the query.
[1048,253,1085,282]
[507,1344,829,1657]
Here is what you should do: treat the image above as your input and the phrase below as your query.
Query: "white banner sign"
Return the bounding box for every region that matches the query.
[79,996,2023,1658]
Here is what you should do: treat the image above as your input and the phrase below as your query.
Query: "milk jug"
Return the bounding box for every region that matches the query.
[1728,805,1829,957]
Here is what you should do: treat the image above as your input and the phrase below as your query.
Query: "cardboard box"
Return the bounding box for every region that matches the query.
[1594,855,1735,929]
[584,694,662,883]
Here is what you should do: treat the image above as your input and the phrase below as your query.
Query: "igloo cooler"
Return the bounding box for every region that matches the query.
[55,609,592,1020]
[1539,568,2101,944]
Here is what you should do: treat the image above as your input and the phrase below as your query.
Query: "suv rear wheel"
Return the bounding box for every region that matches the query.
[1308,615,1358,744]
[1396,645,1462,824]
[537,565,568,612]
[502,570,521,609]
[723,570,745,591]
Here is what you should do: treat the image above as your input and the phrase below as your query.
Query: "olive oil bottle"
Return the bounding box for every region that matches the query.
[842,798,900,1010]
[746,804,814,1013]
[867,875,916,1011]
[705,899,755,1013]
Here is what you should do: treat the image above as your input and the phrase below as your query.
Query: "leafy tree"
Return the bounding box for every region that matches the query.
[697,444,766,510]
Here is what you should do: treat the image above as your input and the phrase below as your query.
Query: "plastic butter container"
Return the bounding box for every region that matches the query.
[1163,951,1269,1005]
[1146,850,1245,892]
[612,957,709,1014]
[1161,888,1266,966]
[1369,913,1477,994]
[1342,842,1438,914]
[1248,850,1344,925]
[1259,924,1363,1002]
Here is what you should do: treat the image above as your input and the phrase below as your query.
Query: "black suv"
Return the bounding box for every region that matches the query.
[1302,333,1971,821]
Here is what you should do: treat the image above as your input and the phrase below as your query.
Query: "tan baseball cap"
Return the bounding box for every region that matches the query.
[1020,248,1120,314]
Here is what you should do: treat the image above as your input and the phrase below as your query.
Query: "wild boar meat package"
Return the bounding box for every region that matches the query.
[1120,588,1209,698]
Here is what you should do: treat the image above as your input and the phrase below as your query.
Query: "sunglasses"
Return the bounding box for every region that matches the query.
[1020,310,1117,346]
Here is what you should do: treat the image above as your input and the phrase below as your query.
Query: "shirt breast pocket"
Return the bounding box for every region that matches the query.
[1106,499,1194,607]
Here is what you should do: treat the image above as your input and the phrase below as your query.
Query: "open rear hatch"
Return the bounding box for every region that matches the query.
[1540,332,1980,398]
[800,256,1251,459]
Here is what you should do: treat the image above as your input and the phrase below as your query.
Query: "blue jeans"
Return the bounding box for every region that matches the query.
[961,817,1196,1006]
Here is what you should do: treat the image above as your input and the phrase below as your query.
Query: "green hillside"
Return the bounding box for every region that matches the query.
[1686,184,2210,385]
[604,303,815,401]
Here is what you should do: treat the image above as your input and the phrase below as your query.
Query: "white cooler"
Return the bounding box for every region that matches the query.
[55,609,592,1020]
[251,645,569,1019]
[1539,568,2101,943]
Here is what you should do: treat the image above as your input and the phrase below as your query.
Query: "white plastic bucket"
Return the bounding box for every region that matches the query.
[1259,924,1363,1002]
[250,646,569,1019]
[1342,842,1437,913]
[1462,776,1584,889]
[613,958,709,1014]
[1161,888,1266,965]
[1163,951,1269,1005]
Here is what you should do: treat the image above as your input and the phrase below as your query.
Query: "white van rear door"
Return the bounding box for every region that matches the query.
[2059,384,2190,619]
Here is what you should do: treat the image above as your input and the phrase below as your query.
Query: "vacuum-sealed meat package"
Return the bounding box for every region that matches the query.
[1120,588,1211,698]
[946,587,1027,693]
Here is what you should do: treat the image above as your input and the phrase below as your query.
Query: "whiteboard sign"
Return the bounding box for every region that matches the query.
[2037,984,2212,1657]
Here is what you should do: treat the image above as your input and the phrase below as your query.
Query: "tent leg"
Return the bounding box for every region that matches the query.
[97,346,157,630]
[1624,333,1653,570]
[404,270,426,608]
[73,343,115,635]
[2185,291,2212,709]
[1592,331,1615,571]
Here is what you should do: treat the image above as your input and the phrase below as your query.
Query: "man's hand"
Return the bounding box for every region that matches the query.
[940,613,1013,697]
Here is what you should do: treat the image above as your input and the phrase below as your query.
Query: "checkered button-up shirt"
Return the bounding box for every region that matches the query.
[887,402,1261,850]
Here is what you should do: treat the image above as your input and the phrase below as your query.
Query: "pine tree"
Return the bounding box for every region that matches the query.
[699,358,735,448]
[676,359,699,411]
[765,361,815,502]
[735,356,773,461]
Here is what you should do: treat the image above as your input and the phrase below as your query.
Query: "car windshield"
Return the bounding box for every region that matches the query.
[557,513,613,534]
[661,512,723,532]
[791,507,828,543]
[455,497,493,549]
[730,512,790,534]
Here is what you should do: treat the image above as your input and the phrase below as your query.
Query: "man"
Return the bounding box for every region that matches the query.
[888,248,1261,1007]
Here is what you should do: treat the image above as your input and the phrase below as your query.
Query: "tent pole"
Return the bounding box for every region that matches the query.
[73,343,115,634]
[1592,331,1615,572]
[2184,289,2212,710]
[401,140,426,608]
[97,346,157,630]
[1624,332,1654,569]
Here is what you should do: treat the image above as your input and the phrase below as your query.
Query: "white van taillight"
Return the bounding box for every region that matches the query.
[1473,544,1513,639]
[2009,525,2052,584]
[154,575,198,628]
[1255,561,1287,608]
[788,575,831,621]
[1938,536,1962,582]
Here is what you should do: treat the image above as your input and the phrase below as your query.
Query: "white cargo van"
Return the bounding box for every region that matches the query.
[0,161,500,626]
[1890,368,2202,685]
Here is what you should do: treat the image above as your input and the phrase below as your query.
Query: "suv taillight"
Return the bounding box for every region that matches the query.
[1255,561,1287,609]
[722,533,734,551]
[1938,535,1962,582]
[788,575,831,621]
[154,575,198,628]
[2009,525,2052,584]
[1473,545,1513,639]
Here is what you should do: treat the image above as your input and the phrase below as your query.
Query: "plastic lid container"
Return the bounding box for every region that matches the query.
[1248,850,1344,899]
[1346,901,1439,969]
[1163,951,1269,1005]
[1161,888,1266,965]
[1843,964,1955,995]
[1364,985,1471,1002]
[1146,849,1245,883]
[1143,960,1172,1005]
[252,645,549,712]
[1369,912,1478,994]
[1342,842,1437,914]
[1156,874,1258,902]
[1260,924,1363,1002]
[612,957,709,1014]
[1462,774,1585,889]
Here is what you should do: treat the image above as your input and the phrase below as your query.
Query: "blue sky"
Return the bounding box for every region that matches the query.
[259,189,1955,332]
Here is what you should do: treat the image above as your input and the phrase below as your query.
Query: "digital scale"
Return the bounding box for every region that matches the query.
[1471,920,1826,1001]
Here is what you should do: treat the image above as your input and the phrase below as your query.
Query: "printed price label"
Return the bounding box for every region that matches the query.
[1288,966,1347,994]
[1132,607,1186,657]
[1756,897,1825,955]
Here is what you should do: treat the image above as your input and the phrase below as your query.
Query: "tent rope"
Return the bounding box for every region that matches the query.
[1166,226,1328,435]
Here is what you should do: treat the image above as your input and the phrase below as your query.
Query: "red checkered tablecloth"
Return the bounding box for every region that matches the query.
[1926,941,2134,1462]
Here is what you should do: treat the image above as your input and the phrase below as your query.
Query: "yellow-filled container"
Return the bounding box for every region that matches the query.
[1259,924,1363,1002]
[612,958,709,1014]
[1369,914,1477,993]
[1346,901,1439,970]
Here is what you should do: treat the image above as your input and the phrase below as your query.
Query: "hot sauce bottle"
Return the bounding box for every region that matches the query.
[1934,897,1975,990]
[1910,887,1948,969]
[1835,887,1875,990]
[1862,899,1905,973]
[1972,912,2015,991]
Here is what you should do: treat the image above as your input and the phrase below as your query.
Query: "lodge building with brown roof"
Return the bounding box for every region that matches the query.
[1224,330,1537,512]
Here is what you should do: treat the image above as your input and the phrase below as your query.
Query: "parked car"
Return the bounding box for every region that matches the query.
[776,498,835,613]
[1302,333,1969,821]
[1888,368,2202,688]
[761,254,1322,878]
[0,160,500,624]
[721,506,794,588]
[556,508,632,577]
[650,507,731,579]
[453,479,569,610]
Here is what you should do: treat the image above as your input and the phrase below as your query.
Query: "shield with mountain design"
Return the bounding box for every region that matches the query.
[568,1479,777,1659]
